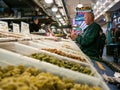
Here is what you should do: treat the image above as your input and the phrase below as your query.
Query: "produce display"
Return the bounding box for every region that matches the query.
[0,65,101,90]
[42,48,86,62]
[31,53,93,75]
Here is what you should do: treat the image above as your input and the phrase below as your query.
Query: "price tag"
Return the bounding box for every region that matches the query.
[0,21,9,32]
[13,23,20,33]
[21,22,30,34]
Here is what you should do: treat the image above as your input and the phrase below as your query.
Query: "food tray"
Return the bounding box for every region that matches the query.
[40,39,80,51]
[31,40,92,64]
[0,37,17,42]
[36,39,91,63]
[0,42,102,79]
[0,42,39,56]
[0,48,109,90]
[3,41,88,64]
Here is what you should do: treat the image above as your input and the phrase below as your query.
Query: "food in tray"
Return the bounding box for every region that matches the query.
[54,34,64,37]
[31,53,93,75]
[44,37,61,41]
[0,65,101,90]
[42,48,86,62]
[60,46,81,55]
[0,32,23,38]
[62,44,74,50]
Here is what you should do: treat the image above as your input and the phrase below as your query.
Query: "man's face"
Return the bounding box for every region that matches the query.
[34,19,39,24]
[84,13,90,25]
[100,31,102,35]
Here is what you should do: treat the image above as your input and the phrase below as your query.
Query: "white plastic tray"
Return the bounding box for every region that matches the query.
[31,40,92,64]
[0,42,102,80]
[0,42,39,56]
[0,48,109,90]
[0,42,89,65]
[0,37,17,42]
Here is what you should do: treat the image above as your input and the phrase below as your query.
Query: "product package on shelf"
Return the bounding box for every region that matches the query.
[0,48,109,90]
[0,42,101,79]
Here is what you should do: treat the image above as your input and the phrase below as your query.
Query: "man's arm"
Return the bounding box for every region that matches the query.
[80,26,100,46]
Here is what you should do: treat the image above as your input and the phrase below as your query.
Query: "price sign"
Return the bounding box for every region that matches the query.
[21,22,30,34]
[0,21,8,32]
[13,23,20,33]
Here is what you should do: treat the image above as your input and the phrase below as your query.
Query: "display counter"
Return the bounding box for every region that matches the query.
[0,35,111,90]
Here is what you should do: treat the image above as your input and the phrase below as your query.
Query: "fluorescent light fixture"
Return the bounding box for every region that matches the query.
[45,0,53,4]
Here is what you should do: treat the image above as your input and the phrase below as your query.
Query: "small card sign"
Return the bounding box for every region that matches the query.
[13,23,20,33]
[21,22,30,34]
[0,21,9,32]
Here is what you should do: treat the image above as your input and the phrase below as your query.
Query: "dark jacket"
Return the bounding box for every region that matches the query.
[99,33,106,46]
[76,22,101,57]
[116,29,120,42]
[30,23,40,32]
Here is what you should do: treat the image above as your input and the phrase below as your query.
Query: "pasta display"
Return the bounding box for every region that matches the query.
[0,65,101,90]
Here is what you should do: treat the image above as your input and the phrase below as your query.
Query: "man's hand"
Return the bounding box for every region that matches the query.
[70,30,77,40]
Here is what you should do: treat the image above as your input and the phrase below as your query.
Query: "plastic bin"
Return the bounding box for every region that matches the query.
[0,42,102,80]
[0,48,109,90]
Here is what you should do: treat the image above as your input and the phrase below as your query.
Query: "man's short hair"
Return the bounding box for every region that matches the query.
[85,12,94,19]
[32,16,38,21]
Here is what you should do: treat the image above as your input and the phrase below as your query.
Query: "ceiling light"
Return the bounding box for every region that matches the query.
[52,5,58,12]
[56,14,61,18]
[63,23,66,25]
[77,0,83,8]
[59,23,61,26]
[35,7,39,11]
[77,4,83,8]
[45,0,53,4]
[56,12,61,18]
[59,18,63,21]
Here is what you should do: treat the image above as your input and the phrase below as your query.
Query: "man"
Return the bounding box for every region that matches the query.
[30,17,40,33]
[99,29,106,58]
[71,12,102,58]
[115,27,120,43]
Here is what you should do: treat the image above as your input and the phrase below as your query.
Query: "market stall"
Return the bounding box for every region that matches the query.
[1,30,120,89]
